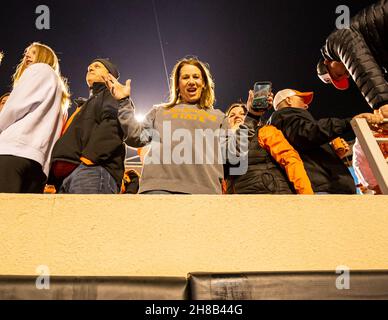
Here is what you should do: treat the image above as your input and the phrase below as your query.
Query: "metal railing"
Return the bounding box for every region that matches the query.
[351,118,388,194]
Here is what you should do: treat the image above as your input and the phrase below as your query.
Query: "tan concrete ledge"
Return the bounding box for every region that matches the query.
[1,194,387,277]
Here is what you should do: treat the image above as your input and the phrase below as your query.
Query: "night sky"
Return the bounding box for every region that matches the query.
[0,0,377,122]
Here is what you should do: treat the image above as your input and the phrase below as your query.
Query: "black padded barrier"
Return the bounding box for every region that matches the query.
[0,276,189,300]
[188,271,388,300]
[2,271,388,300]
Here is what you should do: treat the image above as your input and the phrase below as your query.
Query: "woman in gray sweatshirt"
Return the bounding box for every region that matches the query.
[104,57,245,194]
[0,42,70,193]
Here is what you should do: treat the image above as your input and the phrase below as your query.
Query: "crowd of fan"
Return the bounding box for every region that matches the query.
[0,0,387,195]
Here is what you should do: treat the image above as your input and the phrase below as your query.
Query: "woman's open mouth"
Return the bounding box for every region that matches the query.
[186,87,197,95]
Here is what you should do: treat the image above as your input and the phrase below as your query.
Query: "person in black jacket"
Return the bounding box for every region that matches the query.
[224,95,313,195]
[49,58,126,194]
[317,0,388,112]
[269,89,379,194]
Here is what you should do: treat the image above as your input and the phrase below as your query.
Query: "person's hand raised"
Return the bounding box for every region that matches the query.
[103,74,131,100]
[246,90,254,112]
[267,92,274,109]
[246,90,274,115]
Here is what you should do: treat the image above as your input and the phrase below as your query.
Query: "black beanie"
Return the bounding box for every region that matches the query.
[92,58,120,79]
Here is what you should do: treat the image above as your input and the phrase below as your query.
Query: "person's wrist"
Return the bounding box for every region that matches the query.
[119,96,129,102]
[118,96,130,107]
[247,110,265,121]
[249,109,262,116]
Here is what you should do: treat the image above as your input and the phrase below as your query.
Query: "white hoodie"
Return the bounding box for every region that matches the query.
[0,63,65,177]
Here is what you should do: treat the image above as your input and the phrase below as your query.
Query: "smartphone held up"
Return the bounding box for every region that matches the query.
[252,81,272,112]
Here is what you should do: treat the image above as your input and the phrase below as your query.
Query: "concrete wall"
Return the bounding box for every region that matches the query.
[1,194,387,277]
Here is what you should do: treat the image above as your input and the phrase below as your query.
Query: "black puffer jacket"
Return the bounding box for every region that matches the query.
[50,82,126,187]
[225,113,295,194]
[269,108,356,194]
[321,0,388,109]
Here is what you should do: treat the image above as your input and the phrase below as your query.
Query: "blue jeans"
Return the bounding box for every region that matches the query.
[58,164,118,194]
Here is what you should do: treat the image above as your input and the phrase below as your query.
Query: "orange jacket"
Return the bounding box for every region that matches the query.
[258,125,313,194]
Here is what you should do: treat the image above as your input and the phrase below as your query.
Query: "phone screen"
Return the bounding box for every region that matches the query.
[254,82,272,98]
[252,81,272,111]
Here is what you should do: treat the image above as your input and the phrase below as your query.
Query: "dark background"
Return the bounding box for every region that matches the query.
[0,0,376,121]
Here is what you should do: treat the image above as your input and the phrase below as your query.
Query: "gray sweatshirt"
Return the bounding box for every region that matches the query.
[118,100,232,194]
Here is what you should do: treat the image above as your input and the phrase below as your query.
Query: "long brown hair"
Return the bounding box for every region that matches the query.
[226,103,248,117]
[162,57,215,110]
[12,42,70,113]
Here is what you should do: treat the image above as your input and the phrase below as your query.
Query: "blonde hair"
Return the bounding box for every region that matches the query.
[163,57,215,110]
[12,42,70,113]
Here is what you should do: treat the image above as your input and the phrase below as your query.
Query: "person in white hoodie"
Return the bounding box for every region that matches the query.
[0,42,70,193]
